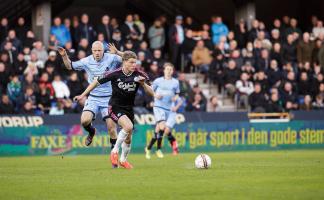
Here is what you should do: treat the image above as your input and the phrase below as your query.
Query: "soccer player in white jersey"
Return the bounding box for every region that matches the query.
[145,63,182,159]
[57,42,121,158]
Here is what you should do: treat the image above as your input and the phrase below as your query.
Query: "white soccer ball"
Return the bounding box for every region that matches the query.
[195,154,212,169]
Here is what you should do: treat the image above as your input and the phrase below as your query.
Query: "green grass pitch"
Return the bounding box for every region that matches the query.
[1,150,324,200]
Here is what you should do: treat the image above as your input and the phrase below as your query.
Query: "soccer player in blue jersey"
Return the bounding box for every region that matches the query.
[57,41,121,150]
[145,63,182,159]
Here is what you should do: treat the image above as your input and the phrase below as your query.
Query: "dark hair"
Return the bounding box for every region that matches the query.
[122,51,137,61]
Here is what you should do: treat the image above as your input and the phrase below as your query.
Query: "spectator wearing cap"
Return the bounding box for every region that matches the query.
[97,15,113,43]
[211,16,229,45]
[76,14,96,44]
[50,17,71,46]
[148,19,165,50]
[169,15,184,69]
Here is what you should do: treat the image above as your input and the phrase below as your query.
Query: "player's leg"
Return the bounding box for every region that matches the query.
[165,112,179,155]
[81,96,99,146]
[101,106,118,150]
[81,110,96,146]
[155,121,165,158]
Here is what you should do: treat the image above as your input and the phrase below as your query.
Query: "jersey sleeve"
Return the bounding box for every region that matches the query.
[110,55,122,70]
[175,80,180,94]
[137,69,151,85]
[71,58,87,71]
[97,70,116,84]
[152,79,159,91]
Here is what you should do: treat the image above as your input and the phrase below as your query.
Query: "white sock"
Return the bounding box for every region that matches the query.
[120,142,131,162]
[112,129,128,153]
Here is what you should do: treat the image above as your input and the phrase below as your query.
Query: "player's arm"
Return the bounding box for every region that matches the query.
[138,77,154,97]
[171,95,183,112]
[74,80,100,101]
[57,47,73,70]
[108,43,124,57]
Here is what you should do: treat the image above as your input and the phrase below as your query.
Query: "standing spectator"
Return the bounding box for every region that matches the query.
[181,29,197,68]
[52,74,70,99]
[31,41,48,63]
[0,18,8,43]
[255,49,271,71]
[169,15,184,69]
[2,30,22,52]
[134,14,145,40]
[297,32,314,67]
[285,18,302,38]
[0,94,15,114]
[211,16,229,45]
[234,19,247,49]
[148,19,165,50]
[223,59,241,97]
[248,19,259,42]
[270,43,283,68]
[120,14,141,41]
[50,17,71,46]
[110,17,120,31]
[97,15,113,43]
[282,34,297,66]
[0,62,10,92]
[67,72,84,98]
[76,14,96,44]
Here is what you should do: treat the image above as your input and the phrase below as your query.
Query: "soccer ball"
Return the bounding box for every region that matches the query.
[195,154,212,169]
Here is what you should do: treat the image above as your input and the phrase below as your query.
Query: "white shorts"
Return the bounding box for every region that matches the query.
[153,107,177,129]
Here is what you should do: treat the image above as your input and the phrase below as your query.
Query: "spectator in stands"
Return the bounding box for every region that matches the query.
[192,40,212,82]
[209,52,225,90]
[234,19,247,49]
[182,29,197,71]
[45,51,60,70]
[21,101,35,114]
[14,53,27,75]
[49,99,64,115]
[248,83,267,112]
[313,94,324,110]
[223,59,241,97]
[2,30,22,52]
[77,38,91,55]
[152,49,165,68]
[97,15,113,43]
[297,32,314,67]
[201,31,213,51]
[285,18,302,38]
[207,95,221,112]
[7,75,22,110]
[26,52,43,72]
[169,15,184,69]
[235,72,254,108]
[186,93,206,111]
[148,19,165,50]
[267,60,282,88]
[248,19,259,42]
[50,17,71,46]
[311,39,322,66]
[0,18,9,43]
[134,14,145,40]
[300,95,313,111]
[281,82,298,111]
[2,41,17,65]
[0,62,10,93]
[39,72,55,98]
[31,41,48,63]
[282,34,297,67]
[266,91,284,113]
[76,14,96,44]
[37,84,52,114]
[255,49,270,71]
[23,73,39,94]
[0,94,14,114]
[147,61,160,81]
[23,87,36,106]
[298,71,311,96]
[254,70,269,92]
[211,16,229,45]
[52,74,70,99]
[24,31,36,49]
[313,20,324,39]
[67,72,84,98]
[120,14,141,41]
[178,73,192,100]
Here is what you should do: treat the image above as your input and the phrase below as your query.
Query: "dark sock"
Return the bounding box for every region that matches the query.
[110,138,117,149]
[147,132,158,150]
[83,123,95,135]
[168,134,176,146]
[157,131,164,150]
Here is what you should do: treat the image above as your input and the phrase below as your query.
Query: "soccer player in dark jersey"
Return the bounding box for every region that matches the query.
[74,51,154,169]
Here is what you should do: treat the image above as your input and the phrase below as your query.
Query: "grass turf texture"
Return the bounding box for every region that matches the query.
[1,150,324,200]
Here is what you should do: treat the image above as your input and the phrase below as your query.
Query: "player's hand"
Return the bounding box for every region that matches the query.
[57,46,67,57]
[108,43,118,54]
[73,95,84,102]
[136,76,146,85]
[171,107,177,112]
[154,94,163,99]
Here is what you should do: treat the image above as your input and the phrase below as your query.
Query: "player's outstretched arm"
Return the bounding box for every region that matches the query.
[108,43,124,57]
[137,76,154,97]
[57,47,72,70]
[74,80,100,102]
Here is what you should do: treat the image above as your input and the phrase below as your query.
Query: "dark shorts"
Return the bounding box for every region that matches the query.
[108,105,134,124]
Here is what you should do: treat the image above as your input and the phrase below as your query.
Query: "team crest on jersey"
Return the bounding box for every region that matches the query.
[117,81,136,91]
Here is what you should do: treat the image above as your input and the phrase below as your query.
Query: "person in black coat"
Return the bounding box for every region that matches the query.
[266,92,284,113]
[248,83,267,112]
[0,94,15,114]
[97,15,113,43]
[76,14,96,44]
[267,60,282,88]
[119,14,141,41]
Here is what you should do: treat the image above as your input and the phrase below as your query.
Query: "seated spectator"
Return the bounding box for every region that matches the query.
[267,60,282,88]
[37,84,52,114]
[0,62,10,92]
[207,95,222,112]
[45,51,60,70]
[120,14,141,41]
[235,72,254,108]
[13,53,27,75]
[49,99,64,115]
[266,91,284,113]
[209,53,225,90]
[67,72,84,98]
[192,40,212,82]
[0,94,15,114]
[52,74,70,99]
[152,49,165,68]
[280,82,298,111]
[312,94,324,110]
[23,87,36,106]
[14,17,28,43]
[298,71,311,96]
[21,101,35,114]
[313,20,324,38]
[148,19,165,50]
[23,73,39,94]
[2,41,18,65]
[248,83,267,112]
[147,61,160,81]
[186,93,206,111]
[300,95,313,111]
[77,38,91,56]
[24,31,36,49]
[1,30,22,52]
[28,52,44,69]
[24,62,39,77]
[7,75,22,109]
[48,35,58,52]
[254,71,269,92]
[255,49,271,71]
[178,73,192,99]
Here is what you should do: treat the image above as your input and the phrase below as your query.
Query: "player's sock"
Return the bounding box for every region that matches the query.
[157,131,164,150]
[147,132,158,150]
[110,138,117,150]
[83,123,95,135]
[120,142,131,162]
[112,129,128,153]
[167,134,176,145]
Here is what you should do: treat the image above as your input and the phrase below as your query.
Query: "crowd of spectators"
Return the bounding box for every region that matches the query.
[0,13,324,115]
